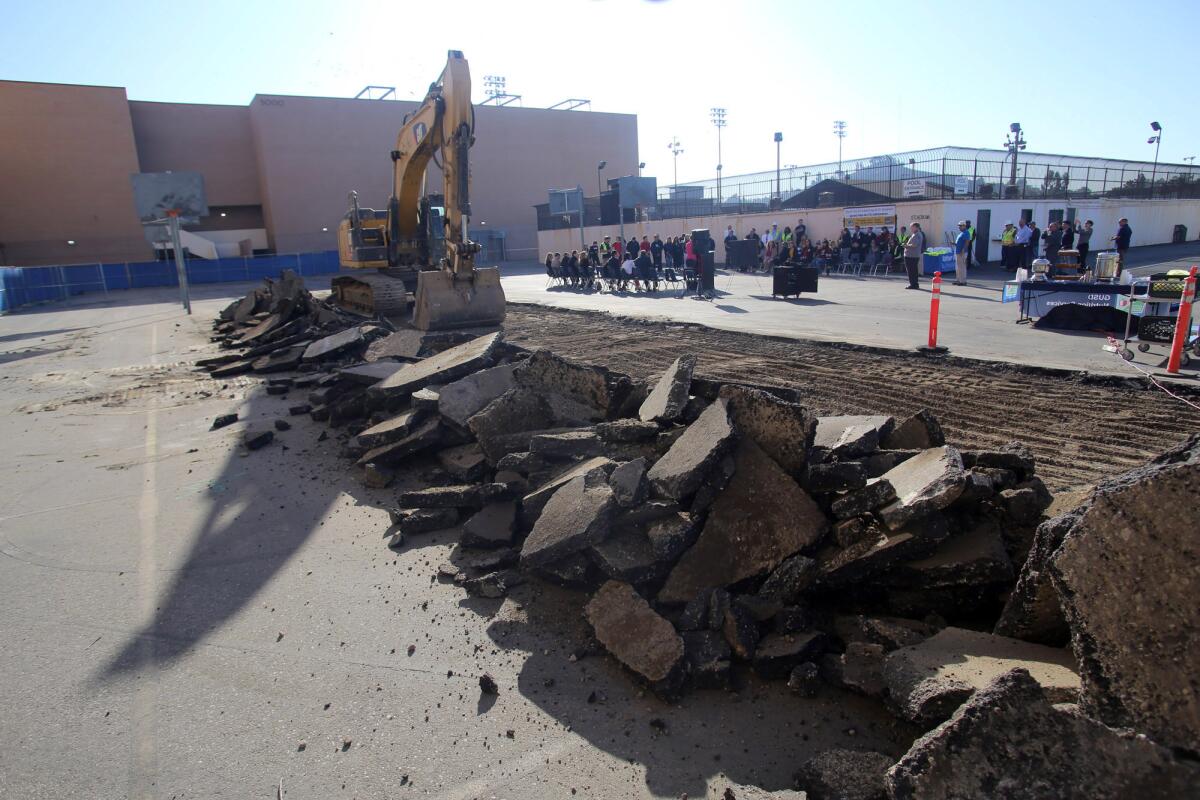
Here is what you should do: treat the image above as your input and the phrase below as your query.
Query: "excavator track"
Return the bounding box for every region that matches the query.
[330,271,416,320]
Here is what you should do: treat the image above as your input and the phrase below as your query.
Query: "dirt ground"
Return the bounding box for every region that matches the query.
[503,304,1198,492]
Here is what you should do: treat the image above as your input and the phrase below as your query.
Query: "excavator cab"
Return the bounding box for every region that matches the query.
[337,192,389,269]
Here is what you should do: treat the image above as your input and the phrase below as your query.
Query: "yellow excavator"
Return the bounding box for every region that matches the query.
[333,50,506,330]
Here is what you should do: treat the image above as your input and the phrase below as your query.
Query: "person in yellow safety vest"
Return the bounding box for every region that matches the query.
[967,223,977,267]
[998,222,1016,270]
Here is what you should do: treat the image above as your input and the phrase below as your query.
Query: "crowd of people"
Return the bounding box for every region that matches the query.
[996,217,1130,272]
[722,219,933,285]
[543,233,707,293]
[542,216,1137,294]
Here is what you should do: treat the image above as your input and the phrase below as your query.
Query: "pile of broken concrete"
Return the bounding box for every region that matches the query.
[201,277,1200,799]
[197,269,396,380]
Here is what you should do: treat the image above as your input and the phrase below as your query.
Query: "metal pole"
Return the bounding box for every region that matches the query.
[1150,134,1161,199]
[775,141,781,201]
[99,263,108,297]
[972,159,978,199]
[168,213,192,314]
[717,126,722,203]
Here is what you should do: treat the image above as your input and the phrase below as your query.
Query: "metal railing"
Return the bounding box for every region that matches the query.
[0,251,341,314]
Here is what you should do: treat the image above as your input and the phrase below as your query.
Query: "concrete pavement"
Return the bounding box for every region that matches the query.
[0,295,910,799]
[501,241,1200,378]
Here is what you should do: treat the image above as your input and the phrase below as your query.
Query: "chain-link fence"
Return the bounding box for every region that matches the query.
[664,147,1200,210]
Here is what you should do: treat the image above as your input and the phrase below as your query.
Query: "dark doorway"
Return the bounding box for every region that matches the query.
[1048,209,1064,225]
[975,209,991,265]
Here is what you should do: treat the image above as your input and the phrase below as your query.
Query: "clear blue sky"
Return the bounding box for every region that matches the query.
[3,0,1197,184]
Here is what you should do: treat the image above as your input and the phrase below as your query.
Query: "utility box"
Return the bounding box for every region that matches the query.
[1173,224,1188,244]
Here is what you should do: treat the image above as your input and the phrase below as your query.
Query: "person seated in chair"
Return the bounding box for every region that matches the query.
[635,248,658,292]
[621,251,637,291]
[603,251,621,289]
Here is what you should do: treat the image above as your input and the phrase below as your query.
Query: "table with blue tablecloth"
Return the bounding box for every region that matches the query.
[1007,280,1133,330]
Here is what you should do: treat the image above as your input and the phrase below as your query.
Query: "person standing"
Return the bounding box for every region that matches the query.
[953,220,970,285]
[1060,220,1075,251]
[1027,220,1041,265]
[1043,222,1063,267]
[795,218,807,242]
[1014,220,1033,270]
[640,235,651,253]
[627,237,640,261]
[747,227,763,270]
[839,227,853,270]
[966,221,977,268]
[1076,220,1094,268]
[903,223,925,289]
[1111,217,1132,274]
[650,234,664,271]
[613,238,622,260]
[723,225,737,269]
[999,221,1016,269]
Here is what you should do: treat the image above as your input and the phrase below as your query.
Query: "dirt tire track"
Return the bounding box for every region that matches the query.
[505,304,1198,491]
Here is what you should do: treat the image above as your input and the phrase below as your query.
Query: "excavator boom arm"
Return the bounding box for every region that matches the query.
[390,50,477,276]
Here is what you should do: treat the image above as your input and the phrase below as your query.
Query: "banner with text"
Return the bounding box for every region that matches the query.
[842,205,898,230]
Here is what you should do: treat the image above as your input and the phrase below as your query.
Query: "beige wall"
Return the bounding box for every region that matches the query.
[539,198,1200,264]
[0,81,150,265]
[0,78,637,267]
[536,202,944,263]
[940,198,1200,262]
[130,101,261,207]
[249,94,638,259]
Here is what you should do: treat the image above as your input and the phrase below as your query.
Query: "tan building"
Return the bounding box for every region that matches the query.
[0,79,638,266]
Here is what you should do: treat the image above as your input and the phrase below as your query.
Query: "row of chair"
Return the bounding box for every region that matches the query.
[546,265,700,295]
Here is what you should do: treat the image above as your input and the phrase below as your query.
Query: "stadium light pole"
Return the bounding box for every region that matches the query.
[668,137,684,193]
[1148,122,1162,199]
[1005,123,1027,190]
[833,120,847,177]
[710,108,726,206]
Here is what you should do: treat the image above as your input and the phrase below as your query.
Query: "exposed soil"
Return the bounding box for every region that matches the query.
[504,304,1198,492]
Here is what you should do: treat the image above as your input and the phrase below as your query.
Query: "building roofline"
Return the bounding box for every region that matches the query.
[0,78,126,92]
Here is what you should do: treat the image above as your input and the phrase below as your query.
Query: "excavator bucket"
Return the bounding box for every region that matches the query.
[412,267,506,331]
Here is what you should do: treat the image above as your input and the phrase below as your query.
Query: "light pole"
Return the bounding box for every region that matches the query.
[668,137,684,193]
[833,120,847,177]
[773,132,783,203]
[1005,122,1026,190]
[710,108,726,206]
[597,160,607,196]
[1148,121,1162,199]
[638,161,645,176]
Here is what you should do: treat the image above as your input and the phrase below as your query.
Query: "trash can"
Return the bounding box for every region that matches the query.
[1173,224,1188,244]
[922,247,956,275]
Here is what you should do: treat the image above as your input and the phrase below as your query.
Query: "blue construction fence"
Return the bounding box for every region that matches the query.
[0,251,341,313]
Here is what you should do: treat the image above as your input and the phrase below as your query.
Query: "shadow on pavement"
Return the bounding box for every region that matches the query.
[481,584,919,797]
[0,327,82,344]
[98,373,392,678]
